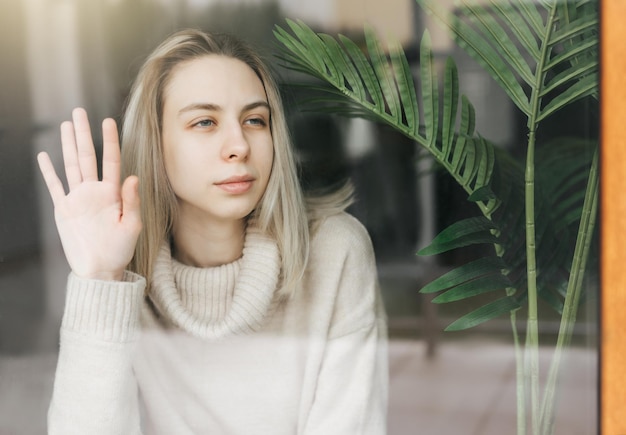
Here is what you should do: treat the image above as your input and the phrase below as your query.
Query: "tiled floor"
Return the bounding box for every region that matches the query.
[0,338,596,435]
[387,339,597,435]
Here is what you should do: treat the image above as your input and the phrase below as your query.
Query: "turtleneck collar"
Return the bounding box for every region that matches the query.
[148,223,281,340]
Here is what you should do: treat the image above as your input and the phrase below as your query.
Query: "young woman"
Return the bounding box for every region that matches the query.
[37,29,388,434]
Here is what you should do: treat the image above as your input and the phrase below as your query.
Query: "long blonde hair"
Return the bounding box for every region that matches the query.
[121,29,317,297]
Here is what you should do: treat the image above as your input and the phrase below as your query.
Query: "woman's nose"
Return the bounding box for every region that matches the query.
[221,123,250,161]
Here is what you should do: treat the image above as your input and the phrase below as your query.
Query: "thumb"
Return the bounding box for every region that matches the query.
[121,175,142,229]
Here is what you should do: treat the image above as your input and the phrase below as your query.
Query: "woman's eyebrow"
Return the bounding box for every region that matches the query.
[178,101,269,116]
[242,101,270,112]
[178,103,220,116]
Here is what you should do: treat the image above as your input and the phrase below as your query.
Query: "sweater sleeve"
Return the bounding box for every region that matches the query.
[303,214,389,435]
[48,272,146,435]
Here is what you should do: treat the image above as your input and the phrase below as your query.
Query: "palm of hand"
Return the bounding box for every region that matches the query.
[54,180,140,280]
[38,108,142,281]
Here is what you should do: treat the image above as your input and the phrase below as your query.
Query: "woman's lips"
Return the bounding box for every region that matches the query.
[215,175,255,194]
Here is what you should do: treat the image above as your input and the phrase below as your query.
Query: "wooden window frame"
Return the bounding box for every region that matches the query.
[601,0,626,432]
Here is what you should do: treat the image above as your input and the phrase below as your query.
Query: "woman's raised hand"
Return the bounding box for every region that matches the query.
[37,108,142,281]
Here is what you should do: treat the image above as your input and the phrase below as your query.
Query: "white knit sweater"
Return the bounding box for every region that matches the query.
[48,212,388,434]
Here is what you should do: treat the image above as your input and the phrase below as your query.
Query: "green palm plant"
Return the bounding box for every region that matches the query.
[274,0,598,434]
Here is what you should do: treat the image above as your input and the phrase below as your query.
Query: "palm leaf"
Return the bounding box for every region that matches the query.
[419,136,593,329]
[448,97,475,168]
[418,32,438,144]
[417,217,499,256]
[421,256,509,294]
[548,15,598,46]
[416,0,533,114]
[444,296,521,331]
[558,0,598,77]
[274,19,496,208]
[364,25,402,123]
[538,73,597,122]
[460,0,535,85]
[391,42,420,135]
[516,0,545,37]
[441,58,459,157]
[490,0,540,58]
[318,34,366,101]
[540,59,597,96]
[433,274,513,303]
[417,0,599,122]
[338,34,384,108]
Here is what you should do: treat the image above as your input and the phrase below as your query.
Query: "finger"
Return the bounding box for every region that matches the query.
[60,120,82,190]
[37,152,66,207]
[72,107,98,182]
[101,118,121,186]
[121,176,142,229]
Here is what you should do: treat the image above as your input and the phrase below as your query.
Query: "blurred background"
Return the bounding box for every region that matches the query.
[0,0,597,433]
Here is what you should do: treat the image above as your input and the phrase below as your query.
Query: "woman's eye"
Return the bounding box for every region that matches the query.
[194,119,214,128]
[245,117,267,127]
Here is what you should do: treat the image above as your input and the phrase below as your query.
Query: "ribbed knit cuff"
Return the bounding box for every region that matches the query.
[62,271,146,342]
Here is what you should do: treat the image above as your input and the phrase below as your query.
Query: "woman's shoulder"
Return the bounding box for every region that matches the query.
[310,212,373,257]
[306,212,381,336]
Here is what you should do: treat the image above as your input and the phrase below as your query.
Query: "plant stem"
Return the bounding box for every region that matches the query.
[539,147,599,434]
[511,310,526,435]
[525,5,558,433]
[524,130,540,435]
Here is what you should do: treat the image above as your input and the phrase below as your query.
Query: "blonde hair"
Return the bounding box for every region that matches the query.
[121,29,322,297]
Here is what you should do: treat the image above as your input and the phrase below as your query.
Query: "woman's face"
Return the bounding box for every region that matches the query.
[162,55,274,228]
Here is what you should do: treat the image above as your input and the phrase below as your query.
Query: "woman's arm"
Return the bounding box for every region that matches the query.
[48,273,145,435]
[38,108,145,433]
[303,315,388,435]
[303,215,389,435]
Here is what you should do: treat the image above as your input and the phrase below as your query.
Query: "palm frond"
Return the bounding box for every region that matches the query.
[460,0,535,85]
[417,217,499,256]
[538,73,597,122]
[274,19,496,207]
[420,256,509,294]
[418,134,594,330]
[444,296,522,331]
[416,0,534,114]
[416,0,599,122]
[433,273,513,303]
[490,0,540,58]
